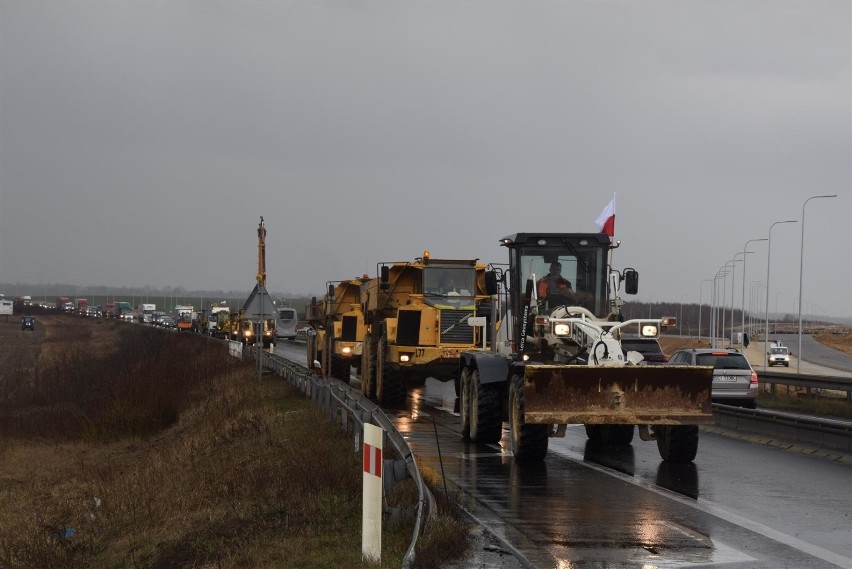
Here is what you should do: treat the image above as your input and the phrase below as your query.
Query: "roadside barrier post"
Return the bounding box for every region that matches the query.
[362,423,383,562]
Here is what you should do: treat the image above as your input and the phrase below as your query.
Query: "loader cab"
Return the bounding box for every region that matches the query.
[500,233,612,336]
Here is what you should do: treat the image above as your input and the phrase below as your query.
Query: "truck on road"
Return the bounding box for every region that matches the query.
[306,277,369,383]
[360,252,490,406]
[457,233,714,463]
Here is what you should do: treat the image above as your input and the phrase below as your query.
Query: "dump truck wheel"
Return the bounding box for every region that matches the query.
[377,334,405,408]
[459,368,471,440]
[584,425,634,445]
[509,374,548,462]
[330,354,350,384]
[306,340,315,369]
[361,333,376,400]
[470,369,502,444]
[656,425,699,463]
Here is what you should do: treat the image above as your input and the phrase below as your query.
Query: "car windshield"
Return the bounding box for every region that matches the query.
[771,347,788,354]
[696,353,751,370]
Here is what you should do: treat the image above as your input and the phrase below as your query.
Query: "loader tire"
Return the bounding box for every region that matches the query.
[330,354,350,384]
[377,334,405,408]
[509,374,548,462]
[470,369,502,445]
[361,333,376,400]
[656,425,699,463]
[584,424,634,445]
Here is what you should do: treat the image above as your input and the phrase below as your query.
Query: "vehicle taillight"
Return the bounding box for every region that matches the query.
[750,370,758,386]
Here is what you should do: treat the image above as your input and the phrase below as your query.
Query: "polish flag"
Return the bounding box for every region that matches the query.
[596,195,616,237]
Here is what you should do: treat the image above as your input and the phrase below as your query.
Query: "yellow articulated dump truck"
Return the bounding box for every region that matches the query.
[305,276,369,383]
[458,233,714,463]
[360,251,491,407]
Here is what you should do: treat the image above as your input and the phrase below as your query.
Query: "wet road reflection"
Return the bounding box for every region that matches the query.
[396,377,851,568]
[271,349,852,568]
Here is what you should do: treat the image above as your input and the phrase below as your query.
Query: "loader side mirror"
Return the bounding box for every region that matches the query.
[623,269,638,295]
[328,284,335,300]
[380,265,390,290]
[484,271,499,296]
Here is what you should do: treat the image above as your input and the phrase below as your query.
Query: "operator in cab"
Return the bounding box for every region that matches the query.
[537,262,576,308]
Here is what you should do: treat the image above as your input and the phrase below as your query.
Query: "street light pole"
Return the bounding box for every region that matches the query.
[764,220,797,370]
[679,294,688,336]
[730,252,753,345]
[740,238,767,346]
[797,194,837,374]
[699,279,713,344]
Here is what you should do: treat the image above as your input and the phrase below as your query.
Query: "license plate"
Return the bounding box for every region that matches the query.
[715,376,737,382]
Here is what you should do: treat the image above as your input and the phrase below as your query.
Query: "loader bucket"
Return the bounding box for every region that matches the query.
[521,364,714,425]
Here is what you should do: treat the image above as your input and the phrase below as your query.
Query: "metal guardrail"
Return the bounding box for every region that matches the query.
[253,348,435,569]
[712,403,852,454]
[757,370,852,403]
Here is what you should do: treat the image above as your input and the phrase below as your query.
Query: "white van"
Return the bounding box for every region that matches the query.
[768,342,790,367]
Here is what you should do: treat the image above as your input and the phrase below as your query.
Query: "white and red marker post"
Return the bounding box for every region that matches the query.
[362,423,383,562]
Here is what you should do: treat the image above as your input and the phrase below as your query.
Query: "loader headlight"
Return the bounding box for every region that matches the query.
[553,323,571,336]
[640,324,658,337]
[400,354,410,363]
[342,346,352,355]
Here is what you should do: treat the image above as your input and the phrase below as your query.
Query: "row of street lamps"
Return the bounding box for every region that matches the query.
[702,194,836,370]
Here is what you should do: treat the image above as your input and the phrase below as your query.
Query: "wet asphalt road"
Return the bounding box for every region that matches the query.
[270,341,852,568]
[402,379,852,569]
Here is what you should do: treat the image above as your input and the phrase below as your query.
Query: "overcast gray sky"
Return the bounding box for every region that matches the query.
[1,1,850,318]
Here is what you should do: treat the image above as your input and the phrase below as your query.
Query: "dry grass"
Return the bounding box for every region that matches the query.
[0,315,422,568]
[814,330,852,355]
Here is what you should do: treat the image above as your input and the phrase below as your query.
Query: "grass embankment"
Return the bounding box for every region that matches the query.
[0,316,466,568]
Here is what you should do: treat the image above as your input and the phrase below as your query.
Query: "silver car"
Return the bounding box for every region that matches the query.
[668,348,758,409]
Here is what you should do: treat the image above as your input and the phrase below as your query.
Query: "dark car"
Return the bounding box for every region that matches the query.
[668,348,758,409]
[21,316,35,331]
[621,337,668,364]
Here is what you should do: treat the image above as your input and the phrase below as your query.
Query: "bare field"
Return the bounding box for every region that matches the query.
[0,316,441,568]
[814,331,852,355]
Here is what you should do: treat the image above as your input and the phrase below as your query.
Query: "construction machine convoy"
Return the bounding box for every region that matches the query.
[305,276,369,383]
[456,233,714,463]
[359,253,491,407]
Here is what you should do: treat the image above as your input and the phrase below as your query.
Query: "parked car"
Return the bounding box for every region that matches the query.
[667,348,758,409]
[21,316,35,331]
[621,336,668,364]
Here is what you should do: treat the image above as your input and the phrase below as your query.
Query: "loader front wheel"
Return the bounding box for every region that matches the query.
[509,374,548,462]
[470,369,502,445]
[656,425,699,463]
